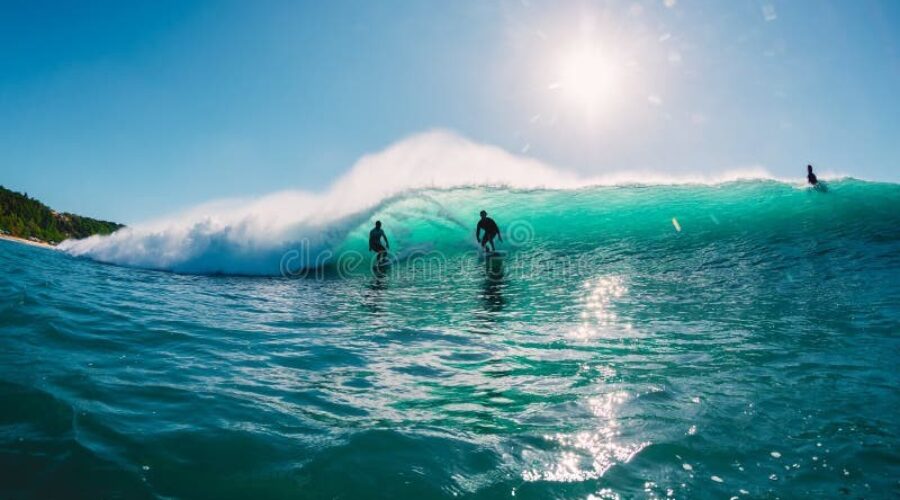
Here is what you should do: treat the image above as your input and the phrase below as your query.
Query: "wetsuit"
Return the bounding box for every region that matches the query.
[369,228,387,254]
[476,217,500,251]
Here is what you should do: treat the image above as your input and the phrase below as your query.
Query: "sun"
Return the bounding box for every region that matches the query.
[552,42,623,119]
[522,8,651,130]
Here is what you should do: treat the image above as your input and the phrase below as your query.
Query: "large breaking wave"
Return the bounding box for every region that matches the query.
[59,130,888,276]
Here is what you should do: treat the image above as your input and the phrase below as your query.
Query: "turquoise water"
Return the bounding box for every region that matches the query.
[1,179,899,498]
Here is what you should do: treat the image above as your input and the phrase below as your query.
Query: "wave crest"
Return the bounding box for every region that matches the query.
[61,130,789,275]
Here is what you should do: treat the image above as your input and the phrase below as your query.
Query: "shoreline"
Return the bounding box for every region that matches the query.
[0,234,57,249]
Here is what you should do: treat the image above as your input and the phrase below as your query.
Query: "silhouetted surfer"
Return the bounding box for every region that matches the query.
[476,210,503,253]
[807,164,818,185]
[369,221,389,264]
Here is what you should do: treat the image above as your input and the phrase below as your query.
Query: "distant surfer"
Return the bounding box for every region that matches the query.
[476,210,503,254]
[369,221,389,264]
[807,164,818,185]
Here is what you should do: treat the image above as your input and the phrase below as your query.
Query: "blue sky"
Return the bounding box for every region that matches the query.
[1,0,898,223]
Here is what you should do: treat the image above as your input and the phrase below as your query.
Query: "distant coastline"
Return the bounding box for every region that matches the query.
[0,185,123,246]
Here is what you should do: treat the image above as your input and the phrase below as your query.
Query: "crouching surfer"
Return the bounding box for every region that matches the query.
[476,210,503,254]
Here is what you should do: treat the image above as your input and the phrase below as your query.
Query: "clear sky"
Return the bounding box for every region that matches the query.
[1,0,898,223]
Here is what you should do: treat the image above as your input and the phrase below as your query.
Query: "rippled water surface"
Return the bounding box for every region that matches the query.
[1,181,899,498]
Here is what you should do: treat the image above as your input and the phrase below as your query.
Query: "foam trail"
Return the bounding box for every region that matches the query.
[60,129,778,275]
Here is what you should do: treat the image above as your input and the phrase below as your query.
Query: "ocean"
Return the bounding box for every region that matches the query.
[1,179,898,498]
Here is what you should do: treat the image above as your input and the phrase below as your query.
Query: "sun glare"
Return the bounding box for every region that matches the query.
[555,43,622,114]
[511,7,658,133]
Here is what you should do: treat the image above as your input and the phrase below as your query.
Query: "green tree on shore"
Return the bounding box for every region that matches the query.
[0,185,123,244]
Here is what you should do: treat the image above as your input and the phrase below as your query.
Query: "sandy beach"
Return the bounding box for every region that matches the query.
[0,234,57,249]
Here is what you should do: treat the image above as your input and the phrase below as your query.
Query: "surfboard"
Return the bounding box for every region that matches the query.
[481,250,507,259]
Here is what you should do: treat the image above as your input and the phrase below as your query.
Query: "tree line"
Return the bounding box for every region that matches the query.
[0,185,123,244]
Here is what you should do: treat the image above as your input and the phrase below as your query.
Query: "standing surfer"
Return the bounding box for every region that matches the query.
[369,220,390,264]
[476,210,503,254]
[807,164,818,186]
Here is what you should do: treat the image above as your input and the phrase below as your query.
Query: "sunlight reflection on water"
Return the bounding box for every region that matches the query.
[573,275,628,339]
[522,391,649,482]
[524,277,649,483]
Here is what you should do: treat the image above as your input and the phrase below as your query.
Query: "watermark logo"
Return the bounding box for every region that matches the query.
[277,220,598,283]
[506,220,535,247]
